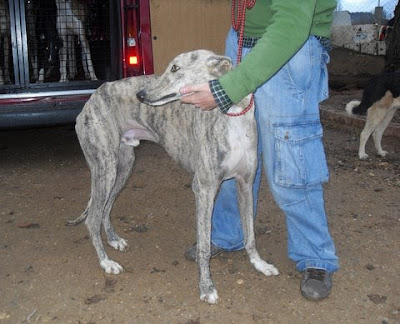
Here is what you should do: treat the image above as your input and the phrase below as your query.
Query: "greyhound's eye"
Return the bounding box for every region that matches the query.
[171,65,180,73]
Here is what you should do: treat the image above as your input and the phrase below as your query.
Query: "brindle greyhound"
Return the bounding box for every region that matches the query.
[72,50,278,304]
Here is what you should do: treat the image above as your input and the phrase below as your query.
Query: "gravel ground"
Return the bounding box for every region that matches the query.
[0,88,399,323]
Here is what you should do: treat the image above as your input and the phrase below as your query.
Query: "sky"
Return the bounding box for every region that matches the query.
[337,0,397,18]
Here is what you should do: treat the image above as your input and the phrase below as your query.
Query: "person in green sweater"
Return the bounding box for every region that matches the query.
[181,0,339,301]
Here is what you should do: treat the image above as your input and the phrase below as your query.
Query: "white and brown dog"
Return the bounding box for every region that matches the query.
[346,72,400,160]
[55,0,97,82]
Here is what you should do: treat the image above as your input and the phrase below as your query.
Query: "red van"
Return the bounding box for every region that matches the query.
[0,0,153,128]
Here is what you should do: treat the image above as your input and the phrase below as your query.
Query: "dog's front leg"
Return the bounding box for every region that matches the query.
[58,37,68,82]
[193,177,219,304]
[372,106,396,157]
[236,177,279,277]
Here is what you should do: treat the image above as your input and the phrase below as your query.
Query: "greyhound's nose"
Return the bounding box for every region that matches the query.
[136,90,146,103]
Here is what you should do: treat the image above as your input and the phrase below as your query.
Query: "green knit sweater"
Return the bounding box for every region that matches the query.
[218,0,337,103]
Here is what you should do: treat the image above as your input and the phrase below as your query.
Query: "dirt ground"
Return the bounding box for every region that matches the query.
[1,52,400,323]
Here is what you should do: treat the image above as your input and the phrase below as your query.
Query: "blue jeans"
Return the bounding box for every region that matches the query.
[211,28,339,273]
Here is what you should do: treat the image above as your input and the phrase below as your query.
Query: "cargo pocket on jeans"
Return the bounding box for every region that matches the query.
[273,122,329,188]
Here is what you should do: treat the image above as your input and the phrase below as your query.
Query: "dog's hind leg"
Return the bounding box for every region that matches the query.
[102,143,135,251]
[78,31,97,81]
[359,118,376,160]
[372,106,397,157]
[67,35,77,80]
[236,177,279,277]
[359,104,387,159]
[76,125,125,273]
[84,162,125,274]
[192,176,219,304]
[58,35,68,82]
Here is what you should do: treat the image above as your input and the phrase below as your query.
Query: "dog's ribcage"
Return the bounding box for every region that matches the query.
[79,76,255,179]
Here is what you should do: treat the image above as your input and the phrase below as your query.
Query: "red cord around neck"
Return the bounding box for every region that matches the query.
[227,0,256,117]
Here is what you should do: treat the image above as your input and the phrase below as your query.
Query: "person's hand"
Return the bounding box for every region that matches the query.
[180,83,217,110]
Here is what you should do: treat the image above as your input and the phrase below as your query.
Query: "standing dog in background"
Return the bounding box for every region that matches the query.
[34,0,61,83]
[55,0,97,82]
[346,72,400,159]
[25,0,39,81]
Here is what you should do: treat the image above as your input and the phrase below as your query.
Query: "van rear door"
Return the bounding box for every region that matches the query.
[0,0,153,129]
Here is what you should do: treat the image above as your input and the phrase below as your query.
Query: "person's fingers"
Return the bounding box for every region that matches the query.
[180,83,210,95]
[180,93,195,103]
[179,83,217,110]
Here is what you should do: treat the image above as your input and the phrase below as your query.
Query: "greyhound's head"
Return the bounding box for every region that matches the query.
[136,50,233,106]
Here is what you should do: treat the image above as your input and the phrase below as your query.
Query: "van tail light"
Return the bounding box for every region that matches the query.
[122,0,153,77]
[129,55,138,65]
[126,36,138,66]
[122,1,140,75]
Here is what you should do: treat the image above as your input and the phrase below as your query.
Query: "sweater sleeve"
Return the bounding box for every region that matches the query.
[218,0,317,103]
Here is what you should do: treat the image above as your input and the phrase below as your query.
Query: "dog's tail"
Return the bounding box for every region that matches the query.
[345,100,363,116]
[65,201,90,226]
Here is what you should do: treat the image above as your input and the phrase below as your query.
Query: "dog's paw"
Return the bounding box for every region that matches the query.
[378,150,388,157]
[200,289,219,304]
[100,259,124,274]
[109,238,128,251]
[359,152,369,160]
[252,259,279,276]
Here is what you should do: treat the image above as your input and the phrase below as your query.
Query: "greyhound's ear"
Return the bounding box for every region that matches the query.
[206,56,233,77]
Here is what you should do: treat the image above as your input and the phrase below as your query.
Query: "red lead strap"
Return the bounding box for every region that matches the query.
[226,0,256,117]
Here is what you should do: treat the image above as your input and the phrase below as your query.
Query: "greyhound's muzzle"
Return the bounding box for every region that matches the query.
[136,90,178,104]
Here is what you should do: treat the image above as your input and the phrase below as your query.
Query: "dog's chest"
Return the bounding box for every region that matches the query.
[57,1,83,27]
[223,119,256,169]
